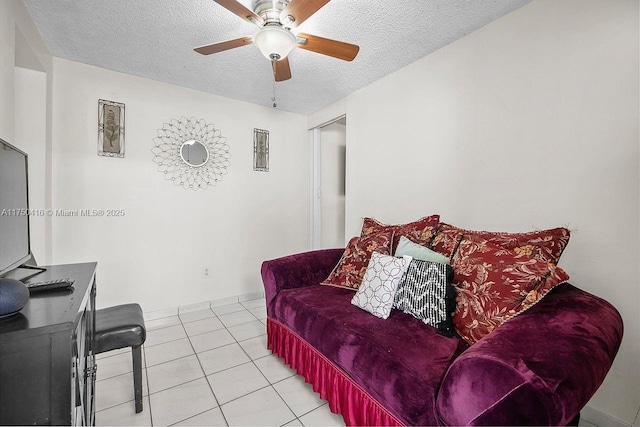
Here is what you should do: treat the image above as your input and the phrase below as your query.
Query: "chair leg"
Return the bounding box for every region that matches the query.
[132,345,143,413]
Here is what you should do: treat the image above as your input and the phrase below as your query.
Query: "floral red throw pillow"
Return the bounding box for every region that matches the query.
[451,238,570,345]
[322,231,394,291]
[360,215,439,250]
[431,223,570,264]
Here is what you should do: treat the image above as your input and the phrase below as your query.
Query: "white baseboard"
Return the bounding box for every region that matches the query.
[210,296,240,307]
[238,292,265,302]
[178,301,210,314]
[144,307,178,321]
[143,291,265,321]
[581,405,632,427]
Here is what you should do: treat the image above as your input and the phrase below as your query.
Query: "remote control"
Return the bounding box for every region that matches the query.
[26,278,75,293]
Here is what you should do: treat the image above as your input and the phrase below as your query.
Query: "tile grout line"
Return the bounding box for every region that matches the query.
[156,337,221,422]
[181,307,229,427]
[94,353,150,415]
[165,407,221,427]
[219,302,301,426]
[146,338,273,375]
[238,301,336,426]
[96,303,268,426]
[147,317,211,426]
[98,303,341,427]
[269,363,330,426]
[143,358,295,423]
[145,302,264,340]
[145,318,253,350]
[212,303,270,412]
[183,301,295,424]
[141,301,307,427]
[295,402,333,425]
[269,385,303,427]
[142,343,154,427]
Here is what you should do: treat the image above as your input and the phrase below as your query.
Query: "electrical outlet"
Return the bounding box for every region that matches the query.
[202,268,210,279]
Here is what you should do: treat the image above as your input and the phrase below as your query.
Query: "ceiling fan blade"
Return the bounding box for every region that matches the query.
[296,33,359,61]
[213,0,264,26]
[194,36,252,55]
[272,57,292,82]
[280,0,330,28]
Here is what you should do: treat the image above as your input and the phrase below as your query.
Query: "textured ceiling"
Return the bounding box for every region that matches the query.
[22,0,532,115]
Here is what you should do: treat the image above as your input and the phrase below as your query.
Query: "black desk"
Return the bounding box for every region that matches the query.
[0,263,97,426]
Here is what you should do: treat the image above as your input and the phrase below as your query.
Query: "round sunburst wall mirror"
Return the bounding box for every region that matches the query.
[151,117,231,190]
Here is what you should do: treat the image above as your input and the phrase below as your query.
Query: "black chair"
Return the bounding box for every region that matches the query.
[94,303,146,413]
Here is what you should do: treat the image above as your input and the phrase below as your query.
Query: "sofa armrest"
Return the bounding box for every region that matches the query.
[261,248,344,318]
[436,283,623,426]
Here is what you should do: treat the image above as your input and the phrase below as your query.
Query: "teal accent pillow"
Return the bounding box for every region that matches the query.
[395,236,450,265]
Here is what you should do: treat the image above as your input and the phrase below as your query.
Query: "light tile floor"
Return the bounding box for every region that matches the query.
[94,297,346,427]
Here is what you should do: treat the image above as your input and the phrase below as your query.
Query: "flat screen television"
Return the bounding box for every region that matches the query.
[0,138,41,279]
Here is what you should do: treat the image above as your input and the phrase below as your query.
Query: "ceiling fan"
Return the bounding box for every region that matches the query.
[194,0,360,82]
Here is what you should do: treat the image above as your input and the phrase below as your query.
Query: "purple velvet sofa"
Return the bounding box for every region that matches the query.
[262,248,623,426]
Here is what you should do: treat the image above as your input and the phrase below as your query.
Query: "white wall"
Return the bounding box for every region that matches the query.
[14,67,47,263]
[0,0,51,144]
[50,58,310,312]
[341,0,638,424]
[0,3,16,141]
[0,0,53,264]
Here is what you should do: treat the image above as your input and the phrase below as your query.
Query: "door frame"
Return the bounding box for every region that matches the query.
[309,114,346,250]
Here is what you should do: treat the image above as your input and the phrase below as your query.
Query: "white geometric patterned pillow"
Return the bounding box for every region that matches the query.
[351,252,412,319]
[394,259,456,336]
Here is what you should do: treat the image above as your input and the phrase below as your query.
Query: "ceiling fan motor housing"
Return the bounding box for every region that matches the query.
[252,0,291,25]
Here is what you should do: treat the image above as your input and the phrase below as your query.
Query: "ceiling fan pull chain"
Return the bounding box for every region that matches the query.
[272,80,277,108]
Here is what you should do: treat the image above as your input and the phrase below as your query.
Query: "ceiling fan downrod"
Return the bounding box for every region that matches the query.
[252,0,290,26]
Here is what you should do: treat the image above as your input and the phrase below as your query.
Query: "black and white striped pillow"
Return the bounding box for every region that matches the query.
[394,259,456,336]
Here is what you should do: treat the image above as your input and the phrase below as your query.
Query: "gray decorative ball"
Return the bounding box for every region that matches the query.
[0,278,29,317]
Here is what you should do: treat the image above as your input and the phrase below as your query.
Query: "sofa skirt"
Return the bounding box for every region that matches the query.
[267,318,404,426]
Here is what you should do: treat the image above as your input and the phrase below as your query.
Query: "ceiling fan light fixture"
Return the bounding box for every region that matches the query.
[253,26,297,61]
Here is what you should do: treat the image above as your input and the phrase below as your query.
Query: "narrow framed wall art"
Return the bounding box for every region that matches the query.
[253,128,269,172]
[98,99,125,158]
